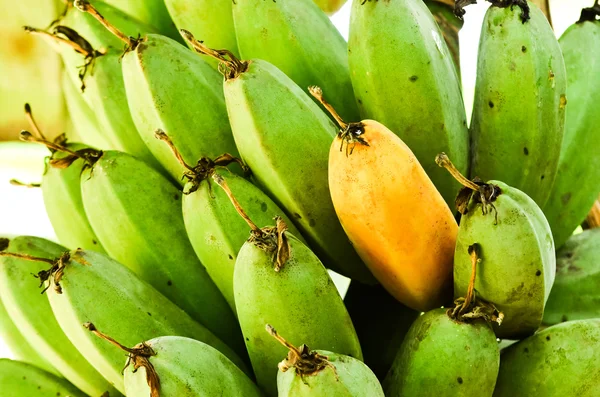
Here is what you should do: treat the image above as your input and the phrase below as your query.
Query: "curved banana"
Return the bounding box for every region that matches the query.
[0,359,86,397]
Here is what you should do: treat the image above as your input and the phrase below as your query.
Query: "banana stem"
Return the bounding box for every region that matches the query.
[435,153,480,191]
[23,26,91,57]
[181,30,248,79]
[9,179,41,188]
[309,86,348,130]
[73,0,136,49]
[154,130,195,173]
[0,251,55,265]
[265,324,304,362]
[19,131,80,158]
[24,103,47,141]
[459,244,480,315]
[212,173,264,235]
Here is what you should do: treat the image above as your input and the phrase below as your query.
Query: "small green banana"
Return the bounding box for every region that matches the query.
[424,0,463,74]
[157,131,304,311]
[30,248,249,394]
[0,236,118,396]
[343,282,420,381]
[542,8,600,248]
[0,359,86,397]
[182,34,375,284]
[86,326,263,397]
[214,174,362,396]
[437,154,555,339]
[543,228,600,325]
[268,326,383,397]
[75,1,239,184]
[348,0,469,207]
[98,0,180,40]
[232,0,359,121]
[469,1,566,208]
[493,319,600,396]
[163,0,239,69]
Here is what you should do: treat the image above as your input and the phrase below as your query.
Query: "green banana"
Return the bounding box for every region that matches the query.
[75,1,239,184]
[0,295,57,376]
[469,1,566,208]
[216,175,362,396]
[182,34,375,284]
[268,326,383,397]
[437,154,555,339]
[0,236,118,396]
[87,326,263,397]
[0,359,86,397]
[543,228,600,325]
[383,245,501,397]
[343,282,420,381]
[157,131,304,311]
[493,319,600,396]
[424,0,463,74]
[35,248,249,394]
[72,147,243,356]
[312,0,348,15]
[232,0,359,121]
[348,0,469,207]
[98,0,180,40]
[542,9,600,248]
[163,0,239,69]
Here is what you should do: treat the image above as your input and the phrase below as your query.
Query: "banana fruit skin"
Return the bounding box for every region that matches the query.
[42,143,106,253]
[543,228,600,325]
[348,0,469,207]
[493,319,600,396]
[122,34,239,183]
[123,336,262,397]
[224,59,375,284]
[99,0,180,40]
[0,236,118,396]
[80,150,243,356]
[233,0,359,121]
[470,4,566,208]
[0,359,87,397]
[542,19,600,248]
[424,0,463,74]
[45,249,249,394]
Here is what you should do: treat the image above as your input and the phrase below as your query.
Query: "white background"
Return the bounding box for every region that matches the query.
[0,0,592,360]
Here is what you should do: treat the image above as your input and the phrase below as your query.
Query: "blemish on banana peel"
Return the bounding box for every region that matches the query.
[560,95,567,109]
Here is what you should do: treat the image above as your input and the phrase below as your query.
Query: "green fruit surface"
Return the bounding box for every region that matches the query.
[0,236,117,396]
[124,336,262,397]
[224,59,374,284]
[383,309,499,397]
[470,4,566,208]
[277,350,383,397]
[424,0,463,74]
[493,319,600,396]
[233,0,359,121]
[122,34,238,184]
[0,359,86,397]
[46,249,249,394]
[80,150,242,356]
[235,232,362,396]
[99,0,180,40]
[543,20,600,248]
[543,228,600,325]
[454,181,555,339]
[183,168,304,311]
[348,0,469,207]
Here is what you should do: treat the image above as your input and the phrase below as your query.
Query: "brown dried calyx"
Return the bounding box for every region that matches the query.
[436,153,502,222]
[447,244,504,325]
[180,29,249,80]
[487,0,530,23]
[212,174,291,271]
[579,1,600,23]
[154,129,250,194]
[266,324,338,381]
[309,86,368,157]
[0,247,70,294]
[84,323,160,397]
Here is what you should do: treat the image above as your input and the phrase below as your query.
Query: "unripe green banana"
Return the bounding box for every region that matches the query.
[163,0,239,69]
[437,154,555,339]
[424,0,463,74]
[182,34,375,284]
[343,282,420,381]
[313,0,347,15]
[232,0,359,121]
[0,236,118,396]
[0,359,86,397]
[470,2,566,208]
[157,132,304,311]
[493,319,600,396]
[542,11,600,248]
[35,248,249,394]
[215,177,361,396]
[543,228,600,325]
[348,0,469,207]
[0,296,57,376]
[98,0,180,40]
[74,148,243,357]
[85,326,263,397]
[268,326,382,397]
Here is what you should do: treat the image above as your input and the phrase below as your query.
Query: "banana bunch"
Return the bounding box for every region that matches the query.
[3,0,600,396]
